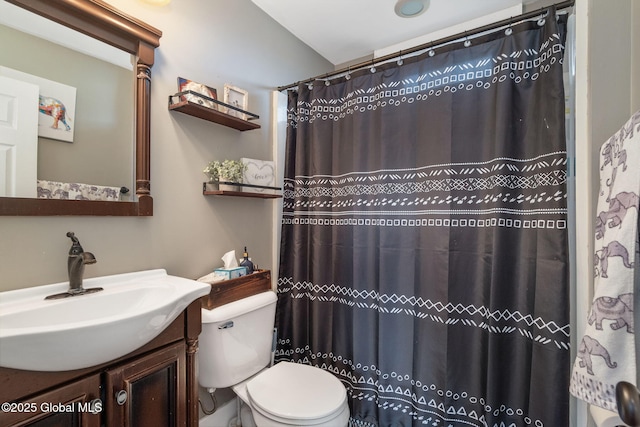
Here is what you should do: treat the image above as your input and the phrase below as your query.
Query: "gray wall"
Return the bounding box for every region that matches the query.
[589,0,634,148]
[633,1,640,113]
[0,0,332,291]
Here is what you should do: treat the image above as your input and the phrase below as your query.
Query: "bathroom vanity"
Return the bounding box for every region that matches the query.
[0,300,202,427]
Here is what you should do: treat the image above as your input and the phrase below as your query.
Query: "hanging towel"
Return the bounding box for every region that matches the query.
[570,110,640,411]
[37,180,122,201]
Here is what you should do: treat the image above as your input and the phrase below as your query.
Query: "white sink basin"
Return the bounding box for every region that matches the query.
[0,269,210,371]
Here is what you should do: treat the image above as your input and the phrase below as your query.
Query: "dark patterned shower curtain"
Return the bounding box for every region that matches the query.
[276,9,569,426]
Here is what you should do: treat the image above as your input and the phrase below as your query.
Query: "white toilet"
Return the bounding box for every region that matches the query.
[198,291,350,427]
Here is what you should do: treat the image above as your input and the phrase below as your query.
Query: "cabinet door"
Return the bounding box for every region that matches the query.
[105,343,186,427]
[0,374,102,427]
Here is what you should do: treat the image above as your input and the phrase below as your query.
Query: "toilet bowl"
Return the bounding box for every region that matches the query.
[198,291,350,427]
[233,362,349,426]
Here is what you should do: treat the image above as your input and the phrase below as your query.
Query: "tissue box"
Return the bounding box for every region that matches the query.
[213,267,246,281]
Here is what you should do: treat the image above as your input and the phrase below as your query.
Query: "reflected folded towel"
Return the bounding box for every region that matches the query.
[37,180,122,201]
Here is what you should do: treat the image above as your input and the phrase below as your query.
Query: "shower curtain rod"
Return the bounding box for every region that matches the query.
[277,0,574,92]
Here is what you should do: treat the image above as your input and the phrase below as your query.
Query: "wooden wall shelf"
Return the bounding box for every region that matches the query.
[202,182,282,199]
[168,91,260,131]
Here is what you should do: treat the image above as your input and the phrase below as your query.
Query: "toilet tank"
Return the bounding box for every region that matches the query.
[198,291,277,389]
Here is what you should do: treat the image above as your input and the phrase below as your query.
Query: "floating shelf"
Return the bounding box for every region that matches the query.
[203,182,282,199]
[169,91,260,131]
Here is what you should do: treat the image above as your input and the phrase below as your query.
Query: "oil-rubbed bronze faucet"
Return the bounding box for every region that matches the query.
[45,232,103,300]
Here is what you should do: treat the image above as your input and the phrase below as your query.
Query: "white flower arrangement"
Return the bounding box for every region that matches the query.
[203,159,247,183]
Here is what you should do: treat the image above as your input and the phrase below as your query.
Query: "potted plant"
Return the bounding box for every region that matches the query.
[203,161,221,184]
[218,160,246,183]
[203,159,247,191]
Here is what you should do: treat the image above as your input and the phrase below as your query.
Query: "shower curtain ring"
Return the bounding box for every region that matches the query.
[397,50,404,66]
[345,66,351,80]
[505,17,513,36]
[463,32,471,47]
[537,7,547,26]
[370,59,376,73]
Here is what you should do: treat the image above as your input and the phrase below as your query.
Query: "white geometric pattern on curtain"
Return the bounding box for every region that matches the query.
[276,8,569,426]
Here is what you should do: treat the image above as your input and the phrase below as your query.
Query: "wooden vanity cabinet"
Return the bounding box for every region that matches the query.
[0,301,202,427]
[0,374,102,427]
[105,342,186,427]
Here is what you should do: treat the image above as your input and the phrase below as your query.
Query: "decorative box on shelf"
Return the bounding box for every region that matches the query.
[201,270,272,310]
[168,90,260,131]
[202,182,282,199]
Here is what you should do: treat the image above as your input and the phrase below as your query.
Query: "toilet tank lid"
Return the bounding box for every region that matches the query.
[201,291,277,323]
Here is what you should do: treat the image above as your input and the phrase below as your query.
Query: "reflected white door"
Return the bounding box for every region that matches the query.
[0,75,38,198]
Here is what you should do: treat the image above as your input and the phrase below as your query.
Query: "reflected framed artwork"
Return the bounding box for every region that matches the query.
[0,66,76,143]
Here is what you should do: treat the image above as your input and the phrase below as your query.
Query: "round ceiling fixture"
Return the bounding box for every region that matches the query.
[395,0,430,18]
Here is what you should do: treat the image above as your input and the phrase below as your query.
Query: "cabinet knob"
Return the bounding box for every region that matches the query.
[115,389,128,405]
[88,398,103,414]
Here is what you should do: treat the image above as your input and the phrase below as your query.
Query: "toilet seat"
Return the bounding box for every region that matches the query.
[246,362,347,425]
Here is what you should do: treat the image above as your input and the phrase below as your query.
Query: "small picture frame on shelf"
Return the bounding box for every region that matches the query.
[178,77,218,110]
[223,84,248,120]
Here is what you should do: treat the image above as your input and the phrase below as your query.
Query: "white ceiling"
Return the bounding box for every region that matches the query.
[251,0,540,66]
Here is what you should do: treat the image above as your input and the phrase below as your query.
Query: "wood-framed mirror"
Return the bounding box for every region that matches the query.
[0,0,161,216]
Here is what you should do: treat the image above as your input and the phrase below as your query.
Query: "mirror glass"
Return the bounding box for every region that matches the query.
[0,2,134,201]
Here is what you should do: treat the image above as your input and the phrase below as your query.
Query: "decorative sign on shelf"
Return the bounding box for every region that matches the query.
[178,77,218,110]
[241,158,275,194]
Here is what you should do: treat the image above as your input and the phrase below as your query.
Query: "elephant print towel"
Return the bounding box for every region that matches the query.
[570,110,640,411]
